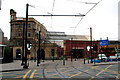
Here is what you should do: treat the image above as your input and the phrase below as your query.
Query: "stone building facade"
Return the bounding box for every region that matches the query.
[10,9,47,59]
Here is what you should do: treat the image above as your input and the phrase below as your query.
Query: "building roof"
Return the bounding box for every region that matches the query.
[47,31,69,40]
[67,35,89,41]
[47,31,90,41]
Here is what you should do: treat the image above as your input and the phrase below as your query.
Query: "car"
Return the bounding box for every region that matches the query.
[115,53,120,61]
[109,56,117,61]
[97,54,107,61]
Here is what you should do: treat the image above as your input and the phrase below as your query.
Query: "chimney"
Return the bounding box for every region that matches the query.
[10,9,17,21]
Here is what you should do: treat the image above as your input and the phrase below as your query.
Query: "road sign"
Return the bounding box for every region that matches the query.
[99,40,109,46]
[87,46,90,51]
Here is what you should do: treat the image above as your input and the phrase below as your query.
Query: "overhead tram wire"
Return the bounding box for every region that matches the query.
[50,0,56,29]
[73,0,103,33]
[28,14,85,16]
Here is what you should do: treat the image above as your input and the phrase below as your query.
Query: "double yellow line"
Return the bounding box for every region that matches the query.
[22,69,37,79]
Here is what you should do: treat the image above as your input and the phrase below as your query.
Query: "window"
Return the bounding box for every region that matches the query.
[28,32,31,37]
[16,24,22,28]
[17,41,21,46]
[11,16,13,20]
[28,24,31,28]
[17,31,22,37]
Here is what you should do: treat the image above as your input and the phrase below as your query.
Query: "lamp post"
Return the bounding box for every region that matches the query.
[23,3,29,69]
[90,27,93,63]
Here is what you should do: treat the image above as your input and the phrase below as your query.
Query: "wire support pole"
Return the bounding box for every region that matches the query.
[23,3,29,69]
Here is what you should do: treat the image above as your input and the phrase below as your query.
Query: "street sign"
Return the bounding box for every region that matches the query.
[99,40,109,46]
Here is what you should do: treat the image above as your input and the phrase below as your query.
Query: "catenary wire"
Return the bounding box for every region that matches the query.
[73,0,103,33]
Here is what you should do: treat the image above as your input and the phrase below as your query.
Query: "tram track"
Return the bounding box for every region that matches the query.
[55,63,66,78]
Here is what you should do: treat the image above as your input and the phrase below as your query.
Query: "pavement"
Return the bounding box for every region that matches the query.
[0,59,119,72]
[1,60,51,72]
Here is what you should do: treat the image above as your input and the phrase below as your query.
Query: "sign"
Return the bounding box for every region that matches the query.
[99,40,109,46]
[87,46,90,51]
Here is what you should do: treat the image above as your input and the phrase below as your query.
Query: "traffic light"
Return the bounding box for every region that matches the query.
[93,44,98,51]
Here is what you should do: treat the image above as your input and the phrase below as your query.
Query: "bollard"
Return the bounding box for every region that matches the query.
[84,58,85,64]
[88,59,89,64]
[75,57,76,61]
[63,58,65,65]
[52,56,54,62]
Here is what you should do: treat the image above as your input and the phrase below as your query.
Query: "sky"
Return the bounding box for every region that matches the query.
[0,0,119,40]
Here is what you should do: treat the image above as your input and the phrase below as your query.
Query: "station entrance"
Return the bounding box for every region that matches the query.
[72,49,84,58]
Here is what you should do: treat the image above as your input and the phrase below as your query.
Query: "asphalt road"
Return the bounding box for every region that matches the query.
[2,59,120,80]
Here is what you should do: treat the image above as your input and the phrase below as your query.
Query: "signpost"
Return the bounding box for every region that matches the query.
[99,39,109,62]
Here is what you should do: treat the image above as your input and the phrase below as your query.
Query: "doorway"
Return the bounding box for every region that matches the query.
[72,49,84,58]
[16,49,21,59]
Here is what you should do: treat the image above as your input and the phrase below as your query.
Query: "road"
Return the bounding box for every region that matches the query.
[2,59,120,80]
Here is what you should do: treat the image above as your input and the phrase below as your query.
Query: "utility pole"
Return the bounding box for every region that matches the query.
[75,41,76,61]
[107,37,109,59]
[21,23,25,65]
[90,27,93,63]
[23,3,29,69]
[37,29,41,66]
[71,38,73,62]
[100,38,102,62]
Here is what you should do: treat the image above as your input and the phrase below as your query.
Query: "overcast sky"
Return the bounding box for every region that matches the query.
[0,0,119,40]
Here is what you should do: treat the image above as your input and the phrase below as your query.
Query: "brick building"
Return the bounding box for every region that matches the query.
[64,40,120,58]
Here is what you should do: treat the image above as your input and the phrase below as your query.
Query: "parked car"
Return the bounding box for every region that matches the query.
[109,56,117,61]
[115,53,120,61]
[97,54,107,61]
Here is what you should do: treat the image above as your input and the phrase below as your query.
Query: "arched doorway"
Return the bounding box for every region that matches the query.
[16,49,21,59]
